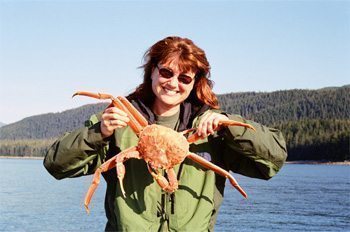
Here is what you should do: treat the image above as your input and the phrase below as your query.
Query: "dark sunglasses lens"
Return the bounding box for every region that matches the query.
[158,67,193,84]
[178,75,193,84]
[158,68,173,79]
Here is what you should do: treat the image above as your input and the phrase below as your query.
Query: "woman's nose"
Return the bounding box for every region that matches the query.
[168,75,179,87]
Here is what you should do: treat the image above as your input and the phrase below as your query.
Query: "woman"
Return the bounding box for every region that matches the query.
[44,36,287,231]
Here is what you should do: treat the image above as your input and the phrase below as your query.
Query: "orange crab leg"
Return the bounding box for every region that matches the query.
[115,147,141,198]
[187,152,248,199]
[116,162,126,197]
[187,120,255,144]
[117,96,148,128]
[147,165,169,190]
[165,168,179,192]
[84,146,139,213]
[72,91,115,100]
[72,91,148,135]
[218,120,256,131]
[147,165,179,192]
[110,97,145,135]
[84,156,116,214]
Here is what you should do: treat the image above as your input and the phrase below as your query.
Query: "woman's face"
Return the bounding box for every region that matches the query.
[151,59,196,115]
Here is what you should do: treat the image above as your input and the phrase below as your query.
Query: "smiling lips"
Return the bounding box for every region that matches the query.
[162,86,179,96]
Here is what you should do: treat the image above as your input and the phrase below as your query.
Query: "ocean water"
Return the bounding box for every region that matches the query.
[0,159,349,231]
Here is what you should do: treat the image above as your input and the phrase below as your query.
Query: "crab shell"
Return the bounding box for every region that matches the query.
[137,124,189,169]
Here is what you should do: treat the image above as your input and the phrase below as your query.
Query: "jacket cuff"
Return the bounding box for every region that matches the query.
[87,122,110,146]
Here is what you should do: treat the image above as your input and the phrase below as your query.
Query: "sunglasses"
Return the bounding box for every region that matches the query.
[156,65,194,85]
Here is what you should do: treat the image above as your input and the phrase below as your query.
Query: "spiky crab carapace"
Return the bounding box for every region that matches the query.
[73,91,255,213]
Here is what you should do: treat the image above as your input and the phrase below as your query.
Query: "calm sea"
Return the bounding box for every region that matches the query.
[0,159,349,231]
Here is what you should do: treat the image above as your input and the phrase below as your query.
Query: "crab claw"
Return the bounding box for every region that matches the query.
[72,91,115,100]
[187,119,255,144]
[218,120,256,131]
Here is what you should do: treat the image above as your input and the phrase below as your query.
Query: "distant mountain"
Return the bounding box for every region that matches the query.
[0,85,349,161]
[218,85,349,125]
[0,122,6,128]
[0,103,107,140]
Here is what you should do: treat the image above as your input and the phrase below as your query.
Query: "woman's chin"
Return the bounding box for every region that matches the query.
[155,95,181,108]
[159,97,179,106]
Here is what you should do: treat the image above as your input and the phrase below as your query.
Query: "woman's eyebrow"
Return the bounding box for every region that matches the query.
[159,65,173,71]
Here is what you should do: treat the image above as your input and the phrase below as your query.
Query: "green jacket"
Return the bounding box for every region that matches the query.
[44,101,287,231]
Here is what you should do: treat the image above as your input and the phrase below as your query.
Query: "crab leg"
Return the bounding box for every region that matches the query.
[72,91,148,135]
[147,165,168,190]
[115,147,141,198]
[72,91,117,112]
[72,91,115,100]
[187,120,255,144]
[165,168,179,192]
[84,146,139,213]
[84,156,116,214]
[117,96,148,128]
[72,91,117,120]
[111,97,145,135]
[218,120,256,131]
[147,165,178,192]
[116,162,126,197]
[187,152,248,199]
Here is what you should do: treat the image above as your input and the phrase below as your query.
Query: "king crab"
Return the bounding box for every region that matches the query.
[73,91,255,213]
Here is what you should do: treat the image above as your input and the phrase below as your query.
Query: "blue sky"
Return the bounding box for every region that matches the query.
[0,0,349,124]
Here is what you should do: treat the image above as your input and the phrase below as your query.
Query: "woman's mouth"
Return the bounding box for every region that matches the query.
[162,86,179,96]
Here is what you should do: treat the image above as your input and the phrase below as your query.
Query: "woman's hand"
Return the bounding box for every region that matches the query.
[100,107,130,138]
[196,112,229,138]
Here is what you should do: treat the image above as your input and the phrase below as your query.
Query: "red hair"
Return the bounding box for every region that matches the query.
[128,36,219,109]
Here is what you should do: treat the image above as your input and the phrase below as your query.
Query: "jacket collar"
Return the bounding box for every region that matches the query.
[129,99,210,132]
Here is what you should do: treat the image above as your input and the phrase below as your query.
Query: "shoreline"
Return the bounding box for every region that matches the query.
[0,156,349,165]
[0,156,44,160]
[286,160,350,165]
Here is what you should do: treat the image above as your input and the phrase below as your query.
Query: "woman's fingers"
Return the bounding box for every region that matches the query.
[100,107,130,138]
[104,107,128,117]
[197,112,229,138]
[103,107,130,122]
[107,119,128,127]
[213,116,222,130]
[197,112,212,137]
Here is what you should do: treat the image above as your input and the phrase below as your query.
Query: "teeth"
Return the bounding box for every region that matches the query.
[163,87,178,95]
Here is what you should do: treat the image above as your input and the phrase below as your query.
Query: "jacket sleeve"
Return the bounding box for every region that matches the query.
[222,114,287,180]
[43,117,109,180]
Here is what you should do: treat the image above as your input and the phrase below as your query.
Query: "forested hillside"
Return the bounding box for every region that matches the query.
[218,85,350,161]
[0,85,349,161]
[0,103,107,140]
[219,86,349,125]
